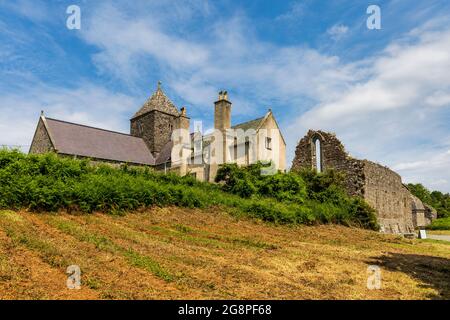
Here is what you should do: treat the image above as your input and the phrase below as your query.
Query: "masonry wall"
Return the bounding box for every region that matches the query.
[292,130,364,197]
[29,118,55,154]
[362,161,414,233]
[130,111,176,157]
[292,130,419,234]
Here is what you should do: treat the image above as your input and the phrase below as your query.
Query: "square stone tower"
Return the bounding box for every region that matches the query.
[130,82,182,157]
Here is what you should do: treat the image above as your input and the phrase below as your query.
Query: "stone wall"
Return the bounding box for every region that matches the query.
[362,161,414,233]
[29,118,55,154]
[131,110,176,157]
[292,130,364,197]
[292,130,425,234]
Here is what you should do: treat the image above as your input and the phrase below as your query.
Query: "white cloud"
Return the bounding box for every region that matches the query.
[327,24,349,40]
[0,77,138,151]
[79,5,353,117]
[289,21,450,192]
[275,2,306,22]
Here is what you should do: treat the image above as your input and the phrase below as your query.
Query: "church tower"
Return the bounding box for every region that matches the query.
[130,82,184,157]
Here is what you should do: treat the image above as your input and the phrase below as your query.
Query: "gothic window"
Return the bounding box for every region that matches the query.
[313,137,322,173]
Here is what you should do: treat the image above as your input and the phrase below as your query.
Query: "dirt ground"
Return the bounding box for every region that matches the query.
[0,208,449,300]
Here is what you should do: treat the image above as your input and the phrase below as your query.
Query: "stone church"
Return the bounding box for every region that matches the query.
[291,130,437,234]
[29,83,286,182]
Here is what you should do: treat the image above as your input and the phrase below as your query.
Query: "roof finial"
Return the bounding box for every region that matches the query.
[157,81,162,90]
[41,110,44,116]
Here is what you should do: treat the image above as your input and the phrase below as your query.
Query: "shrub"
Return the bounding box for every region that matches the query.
[0,150,379,230]
[215,162,378,229]
[408,183,450,218]
[426,217,450,230]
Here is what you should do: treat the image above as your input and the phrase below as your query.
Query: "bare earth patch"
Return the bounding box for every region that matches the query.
[0,208,449,300]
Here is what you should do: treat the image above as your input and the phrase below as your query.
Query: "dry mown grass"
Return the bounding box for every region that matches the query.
[0,208,449,300]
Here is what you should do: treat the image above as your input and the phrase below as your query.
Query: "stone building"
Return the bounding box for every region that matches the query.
[29,83,286,181]
[291,130,436,234]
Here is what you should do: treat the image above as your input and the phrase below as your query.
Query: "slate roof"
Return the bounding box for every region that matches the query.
[44,117,155,165]
[132,85,179,119]
[231,116,265,131]
[155,141,173,165]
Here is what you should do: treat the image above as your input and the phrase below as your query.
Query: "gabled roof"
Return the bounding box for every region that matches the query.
[232,110,286,145]
[232,116,265,131]
[132,84,179,119]
[44,117,155,165]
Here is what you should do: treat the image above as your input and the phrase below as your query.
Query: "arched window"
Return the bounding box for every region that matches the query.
[313,137,322,173]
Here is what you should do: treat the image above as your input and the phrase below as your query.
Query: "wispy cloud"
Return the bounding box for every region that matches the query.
[0,74,138,151]
[275,1,306,22]
[327,24,349,40]
[288,18,450,191]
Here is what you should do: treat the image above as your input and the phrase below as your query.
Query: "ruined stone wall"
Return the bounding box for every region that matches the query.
[291,130,365,197]
[29,118,55,154]
[362,161,414,233]
[292,130,419,234]
[131,111,176,157]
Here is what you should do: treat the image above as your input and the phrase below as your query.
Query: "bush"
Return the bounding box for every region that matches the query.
[215,162,379,230]
[0,150,379,230]
[408,183,450,218]
[426,217,450,230]
[215,163,307,203]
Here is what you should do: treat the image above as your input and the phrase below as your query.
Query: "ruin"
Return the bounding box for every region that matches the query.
[291,130,437,234]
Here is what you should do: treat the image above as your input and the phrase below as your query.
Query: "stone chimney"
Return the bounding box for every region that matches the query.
[175,106,190,131]
[214,91,231,131]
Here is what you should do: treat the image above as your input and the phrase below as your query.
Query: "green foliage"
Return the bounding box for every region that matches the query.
[426,217,450,230]
[215,163,307,203]
[408,183,450,218]
[0,150,378,230]
[215,162,379,230]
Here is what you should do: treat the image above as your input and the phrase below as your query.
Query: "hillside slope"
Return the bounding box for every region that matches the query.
[0,208,448,300]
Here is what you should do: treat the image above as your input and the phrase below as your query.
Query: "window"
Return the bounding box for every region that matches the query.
[314,138,322,173]
[234,137,238,161]
[245,140,250,165]
[265,137,272,150]
[169,123,173,132]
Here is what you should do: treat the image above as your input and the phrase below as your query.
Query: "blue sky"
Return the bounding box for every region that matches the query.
[1,0,450,192]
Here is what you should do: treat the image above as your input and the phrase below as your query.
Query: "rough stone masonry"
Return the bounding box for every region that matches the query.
[291,130,437,234]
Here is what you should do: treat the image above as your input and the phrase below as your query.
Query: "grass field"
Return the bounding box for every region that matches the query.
[0,208,449,300]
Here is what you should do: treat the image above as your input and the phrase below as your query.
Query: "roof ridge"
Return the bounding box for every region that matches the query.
[45,117,135,138]
[232,115,265,128]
